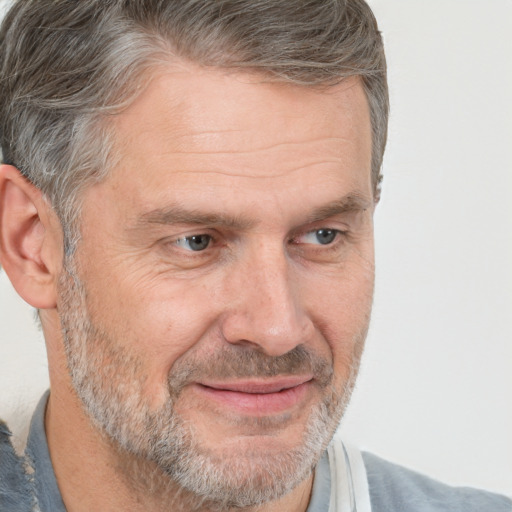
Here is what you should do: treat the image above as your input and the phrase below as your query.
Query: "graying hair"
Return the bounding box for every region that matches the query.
[0,0,388,251]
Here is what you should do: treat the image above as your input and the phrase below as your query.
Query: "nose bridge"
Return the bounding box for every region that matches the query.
[221,241,312,355]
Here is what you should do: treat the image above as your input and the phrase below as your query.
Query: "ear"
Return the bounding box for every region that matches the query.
[0,165,63,309]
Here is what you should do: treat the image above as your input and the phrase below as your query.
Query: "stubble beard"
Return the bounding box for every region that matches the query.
[57,261,366,511]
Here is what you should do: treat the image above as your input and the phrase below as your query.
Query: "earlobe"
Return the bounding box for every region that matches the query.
[0,165,61,309]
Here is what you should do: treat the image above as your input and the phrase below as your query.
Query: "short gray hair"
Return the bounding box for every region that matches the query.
[0,0,388,251]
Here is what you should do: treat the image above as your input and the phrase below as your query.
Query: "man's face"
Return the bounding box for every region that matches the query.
[57,65,375,507]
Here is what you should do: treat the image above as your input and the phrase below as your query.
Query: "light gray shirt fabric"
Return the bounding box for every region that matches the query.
[1,392,511,512]
[307,449,331,512]
[362,451,511,512]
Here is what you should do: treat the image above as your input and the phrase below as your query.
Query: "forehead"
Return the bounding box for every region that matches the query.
[114,65,370,157]
[97,63,373,220]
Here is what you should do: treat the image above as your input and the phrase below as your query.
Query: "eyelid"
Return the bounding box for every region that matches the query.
[166,227,216,243]
[292,222,348,240]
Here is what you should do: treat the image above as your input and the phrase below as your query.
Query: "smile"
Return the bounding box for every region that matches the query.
[193,376,314,415]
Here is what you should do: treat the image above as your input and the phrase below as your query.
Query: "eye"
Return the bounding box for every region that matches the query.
[175,234,212,252]
[300,228,339,245]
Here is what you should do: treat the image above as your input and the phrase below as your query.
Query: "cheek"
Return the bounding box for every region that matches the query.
[81,266,223,401]
[305,257,374,374]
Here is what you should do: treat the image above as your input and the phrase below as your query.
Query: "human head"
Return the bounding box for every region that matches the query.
[0,2,387,509]
[50,67,376,508]
[0,0,387,252]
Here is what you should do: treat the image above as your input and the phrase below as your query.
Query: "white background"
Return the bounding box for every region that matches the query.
[1,0,511,496]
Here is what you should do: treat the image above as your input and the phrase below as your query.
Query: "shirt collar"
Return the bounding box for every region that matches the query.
[306,449,331,512]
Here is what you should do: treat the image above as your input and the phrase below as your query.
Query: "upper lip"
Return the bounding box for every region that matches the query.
[197,375,313,394]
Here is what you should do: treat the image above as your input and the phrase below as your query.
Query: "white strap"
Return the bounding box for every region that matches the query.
[328,437,372,512]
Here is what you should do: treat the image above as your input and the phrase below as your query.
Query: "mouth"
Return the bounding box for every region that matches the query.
[192,375,314,415]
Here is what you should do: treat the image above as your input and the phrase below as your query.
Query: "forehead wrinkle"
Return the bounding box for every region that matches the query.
[160,160,349,181]
[167,135,353,156]
[163,155,367,181]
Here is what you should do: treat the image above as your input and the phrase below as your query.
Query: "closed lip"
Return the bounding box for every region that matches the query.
[191,375,315,415]
[197,375,314,394]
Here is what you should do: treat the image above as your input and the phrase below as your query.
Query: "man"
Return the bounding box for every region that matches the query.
[0,1,509,511]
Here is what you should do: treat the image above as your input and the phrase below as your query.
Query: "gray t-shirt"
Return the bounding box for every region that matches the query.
[1,392,511,512]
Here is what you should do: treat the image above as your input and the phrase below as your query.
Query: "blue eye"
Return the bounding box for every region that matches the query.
[176,234,212,251]
[314,229,337,245]
[300,229,338,245]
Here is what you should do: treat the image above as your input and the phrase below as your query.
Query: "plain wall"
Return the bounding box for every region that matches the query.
[1,0,511,496]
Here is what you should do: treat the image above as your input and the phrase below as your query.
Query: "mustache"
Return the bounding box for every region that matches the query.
[167,345,333,396]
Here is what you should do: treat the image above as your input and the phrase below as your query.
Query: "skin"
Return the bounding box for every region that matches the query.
[0,63,375,511]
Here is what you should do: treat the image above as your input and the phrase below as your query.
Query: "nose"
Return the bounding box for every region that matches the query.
[220,243,315,357]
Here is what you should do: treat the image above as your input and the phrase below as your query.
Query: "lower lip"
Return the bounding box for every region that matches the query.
[193,381,311,415]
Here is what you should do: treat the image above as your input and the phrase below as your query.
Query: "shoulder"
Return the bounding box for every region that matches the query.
[362,451,512,512]
[0,420,35,512]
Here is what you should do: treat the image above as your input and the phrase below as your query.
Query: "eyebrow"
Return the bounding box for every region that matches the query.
[137,206,256,230]
[136,193,372,230]
[306,194,373,224]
